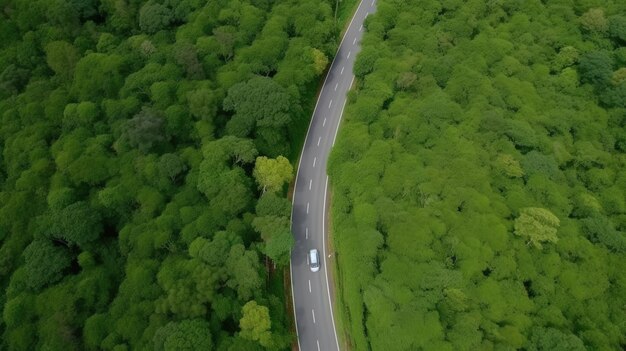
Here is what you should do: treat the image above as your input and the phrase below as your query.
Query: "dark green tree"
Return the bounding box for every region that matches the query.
[46,201,103,247]
[123,107,166,152]
[21,240,72,291]
[153,319,213,351]
[578,51,614,89]
[139,2,172,34]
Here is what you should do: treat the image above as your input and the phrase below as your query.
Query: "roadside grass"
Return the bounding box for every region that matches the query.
[264,262,298,349]
[326,192,352,351]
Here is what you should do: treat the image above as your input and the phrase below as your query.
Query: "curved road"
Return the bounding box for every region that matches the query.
[290,1,377,350]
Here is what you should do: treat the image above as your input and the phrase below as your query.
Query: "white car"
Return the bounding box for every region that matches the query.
[309,249,320,272]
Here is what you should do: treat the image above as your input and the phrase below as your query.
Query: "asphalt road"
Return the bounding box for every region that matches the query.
[290,1,377,350]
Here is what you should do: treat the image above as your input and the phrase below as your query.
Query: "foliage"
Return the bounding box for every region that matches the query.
[331,0,626,350]
[0,0,355,349]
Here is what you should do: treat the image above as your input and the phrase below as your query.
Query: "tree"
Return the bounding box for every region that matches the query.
[159,153,186,182]
[21,240,72,291]
[239,301,272,348]
[63,101,100,130]
[527,327,585,351]
[396,72,417,90]
[264,229,294,266]
[255,192,291,218]
[45,41,80,80]
[187,88,217,121]
[189,231,241,268]
[0,64,30,97]
[494,154,524,178]
[580,8,608,34]
[83,314,108,349]
[96,33,118,53]
[213,26,237,61]
[156,258,218,318]
[608,15,626,42]
[153,319,213,351]
[123,107,166,152]
[581,215,626,252]
[312,48,329,75]
[578,51,614,89]
[514,208,560,249]
[42,201,103,247]
[174,44,204,80]
[225,244,262,301]
[552,46,579,72]
[72,53,127,101]
[139,2,172,34]
[354,46,379,78]
[252,156,293,193]
[252,215,290,241]
[223,76,292,152]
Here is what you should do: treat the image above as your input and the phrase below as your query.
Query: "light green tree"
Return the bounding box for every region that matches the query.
[312,48,328,75]
[494,154,524,178]
[514,208,560,249]
[252,156,293,193]
[239,301,272,348]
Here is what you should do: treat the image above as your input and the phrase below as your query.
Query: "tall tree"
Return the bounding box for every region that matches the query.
[153,319,213,351]
[239,301,272,348]
[252,156,293,193]
[514,208,560,249]
[19,240,72,291]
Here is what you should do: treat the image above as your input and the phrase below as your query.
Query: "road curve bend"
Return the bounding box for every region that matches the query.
[290,1,377,350]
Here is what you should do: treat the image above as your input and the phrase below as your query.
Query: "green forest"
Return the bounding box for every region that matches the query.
[330,0,625,350]
[0,0,353,349]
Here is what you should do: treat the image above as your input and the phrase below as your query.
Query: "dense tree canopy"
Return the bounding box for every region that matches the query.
[330,0,626,350]
[0,0,353,349]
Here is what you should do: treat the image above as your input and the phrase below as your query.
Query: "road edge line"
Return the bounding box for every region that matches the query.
[322,175,341,351]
